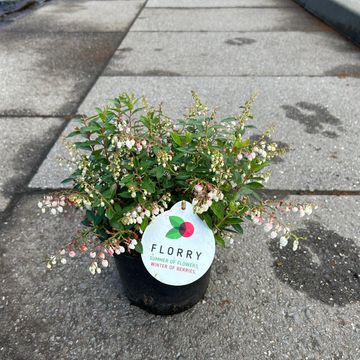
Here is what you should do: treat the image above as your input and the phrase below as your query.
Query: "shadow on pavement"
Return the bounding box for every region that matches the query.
[282,102,345,138]
[269,221,360,306]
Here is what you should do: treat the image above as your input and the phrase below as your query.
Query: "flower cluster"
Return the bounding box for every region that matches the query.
[41,92,316,274]
[248,202,318,250]
[38,195,66,215]
[192,184,224,214]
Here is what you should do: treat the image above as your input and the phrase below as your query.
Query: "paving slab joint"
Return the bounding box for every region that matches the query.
[293,0,360,45]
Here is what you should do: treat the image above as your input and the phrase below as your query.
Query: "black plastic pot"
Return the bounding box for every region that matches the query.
[114,253,211,315]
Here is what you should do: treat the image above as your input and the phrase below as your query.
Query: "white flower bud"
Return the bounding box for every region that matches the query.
[264,223,273,232]
[292,240,299,251]
[279,236,288,249]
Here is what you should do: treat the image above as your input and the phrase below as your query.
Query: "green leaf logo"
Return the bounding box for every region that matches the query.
[169,216,184,228]
[165,228,183,239]
[166,216,195,239]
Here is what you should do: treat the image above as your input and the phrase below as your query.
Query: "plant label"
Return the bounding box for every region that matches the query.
[141,201,215,286]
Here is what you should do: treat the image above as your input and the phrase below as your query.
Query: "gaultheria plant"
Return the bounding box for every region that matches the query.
[39,93,316,273]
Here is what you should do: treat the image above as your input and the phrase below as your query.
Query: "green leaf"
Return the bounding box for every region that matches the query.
[166,228,182,239]
[215,234,225,247]
[171,132,182,146]
[94,215,104,226]
[114,203,122,214]
[135,241,143,254]
[252,161,269,172]
[66,130,80,138]
[246,182,264,189]
[74,140,99,150]
[184,131,193,144]
[88,119,102,130]
[102,184,117,200]
[61,177,74,184]
[119,191,132,199]
[81,218,90,227]
[211,202,225,220]
[140,116,150,129]
[201,213,213,228]
[121,174,134,185]
[224,217,243,225]
[155,166,165,180]
[233,224,243,234]
[142,177,156,194]
[109,219,122,230]
[140,217,149,232]
[105,207,115,220]
[86,210,96,224]
[239,186,254,194]
[169,216,184,228]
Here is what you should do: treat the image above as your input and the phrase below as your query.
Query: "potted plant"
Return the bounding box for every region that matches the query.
[41,92,316,315]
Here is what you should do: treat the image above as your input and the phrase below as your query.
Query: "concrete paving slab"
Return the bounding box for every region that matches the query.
[133,7,321,32]
[104,32,360,76]
[1,194,359,359]
[3,0,144,33]
[147,0,297,7]
[30,76,360,191]
[29,121,77,189]
[0,31,122,116]
[0,117,64,212]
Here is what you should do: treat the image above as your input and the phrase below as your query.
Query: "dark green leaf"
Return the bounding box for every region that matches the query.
[61,177,74,184]
[105,207,115,220]
[102,184,117,199]
[211,202,225,220]
[119,191,132,199]
[142,177,156,194]
[201,213,213,228]
[224,217,243,225]
[246,182,264,189]
[215,234,225,247]
[233,224,243,234]
[135,241,143,254]
[86,210,96,223]
[155,166,165,180]
[109,219,122,230]
[74,140,99,150]
[66,130,81,138]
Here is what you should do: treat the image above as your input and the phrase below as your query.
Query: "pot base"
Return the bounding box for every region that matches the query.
[114,253,211,315]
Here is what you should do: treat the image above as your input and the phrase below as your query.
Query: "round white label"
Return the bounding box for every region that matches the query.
[141,201,216,286]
